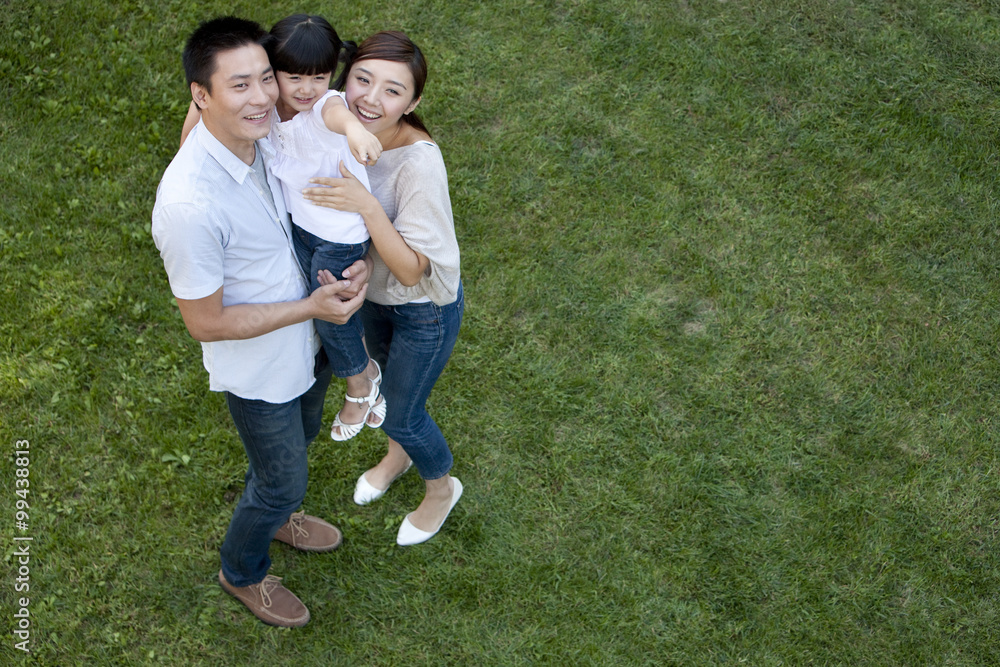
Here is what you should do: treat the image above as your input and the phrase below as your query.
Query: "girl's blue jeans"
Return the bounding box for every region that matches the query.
[292,222,371,378]
[361,283,464,481]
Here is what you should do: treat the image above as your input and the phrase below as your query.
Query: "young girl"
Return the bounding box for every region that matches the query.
[183,15,387,441]
[266,15,387,442]
[303,32,464,545]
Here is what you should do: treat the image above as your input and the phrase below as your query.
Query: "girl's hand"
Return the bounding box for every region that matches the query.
[303,161,376,214]
[346,125,382,166]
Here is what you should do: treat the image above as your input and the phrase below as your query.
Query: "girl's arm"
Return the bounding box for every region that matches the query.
[304,161,429,286]
[180,101,201,147]
[321,98,382,166]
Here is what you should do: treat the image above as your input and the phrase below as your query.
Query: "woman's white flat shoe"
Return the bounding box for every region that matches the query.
[396,478,463,546]
[353,462,412,506]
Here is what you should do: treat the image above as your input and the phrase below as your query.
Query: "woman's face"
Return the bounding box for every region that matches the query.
[344,59,420,136]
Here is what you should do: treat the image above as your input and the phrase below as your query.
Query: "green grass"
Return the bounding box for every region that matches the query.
[4,0,1000,664]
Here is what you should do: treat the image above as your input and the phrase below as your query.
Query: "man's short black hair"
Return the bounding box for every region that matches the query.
[183,16,271,93]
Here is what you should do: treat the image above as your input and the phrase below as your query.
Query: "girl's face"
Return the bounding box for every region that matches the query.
[276,71,332,115]
[344,59,420,136]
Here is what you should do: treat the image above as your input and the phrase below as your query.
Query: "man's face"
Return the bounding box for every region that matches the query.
[193,44,277,160]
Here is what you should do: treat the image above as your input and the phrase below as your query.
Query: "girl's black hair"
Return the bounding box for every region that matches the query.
[267,14,346,76]
[331,41,359,91]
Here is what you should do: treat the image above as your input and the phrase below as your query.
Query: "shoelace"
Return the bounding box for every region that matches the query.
[284,512,310,546]
[256,575,283,608]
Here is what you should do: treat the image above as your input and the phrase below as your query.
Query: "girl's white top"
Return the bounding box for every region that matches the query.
[268,90,372,244]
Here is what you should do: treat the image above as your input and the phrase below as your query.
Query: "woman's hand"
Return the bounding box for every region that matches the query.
[303,161,376,215]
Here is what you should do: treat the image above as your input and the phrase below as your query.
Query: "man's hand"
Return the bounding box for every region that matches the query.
[318,256,373,301]
[309,279,368,325]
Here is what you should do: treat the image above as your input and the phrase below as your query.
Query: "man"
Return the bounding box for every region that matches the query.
[151,16,368,628]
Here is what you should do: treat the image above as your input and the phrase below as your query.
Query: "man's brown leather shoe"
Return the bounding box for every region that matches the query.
[273,511,343,552]
[218,570,309,628]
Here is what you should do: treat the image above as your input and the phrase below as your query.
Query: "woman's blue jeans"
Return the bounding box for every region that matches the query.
[361,283,464,481]
[219,350,333,587]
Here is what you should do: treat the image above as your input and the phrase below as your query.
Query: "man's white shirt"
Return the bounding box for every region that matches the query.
[152,119,321,403]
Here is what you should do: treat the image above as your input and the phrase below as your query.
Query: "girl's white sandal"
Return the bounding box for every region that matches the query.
[330,380,383,442]
[365,359,387,429]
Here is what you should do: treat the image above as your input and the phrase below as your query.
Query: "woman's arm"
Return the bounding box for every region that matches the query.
[303,161,429,286]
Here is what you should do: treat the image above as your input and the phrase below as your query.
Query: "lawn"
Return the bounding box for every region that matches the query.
[3,0,1000,664]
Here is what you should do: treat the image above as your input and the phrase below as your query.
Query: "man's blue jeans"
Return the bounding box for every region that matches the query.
[361,283,464,481]
[219,350,333,587]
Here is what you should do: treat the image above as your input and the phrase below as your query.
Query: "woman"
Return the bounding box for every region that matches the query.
[305,31,464,546]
